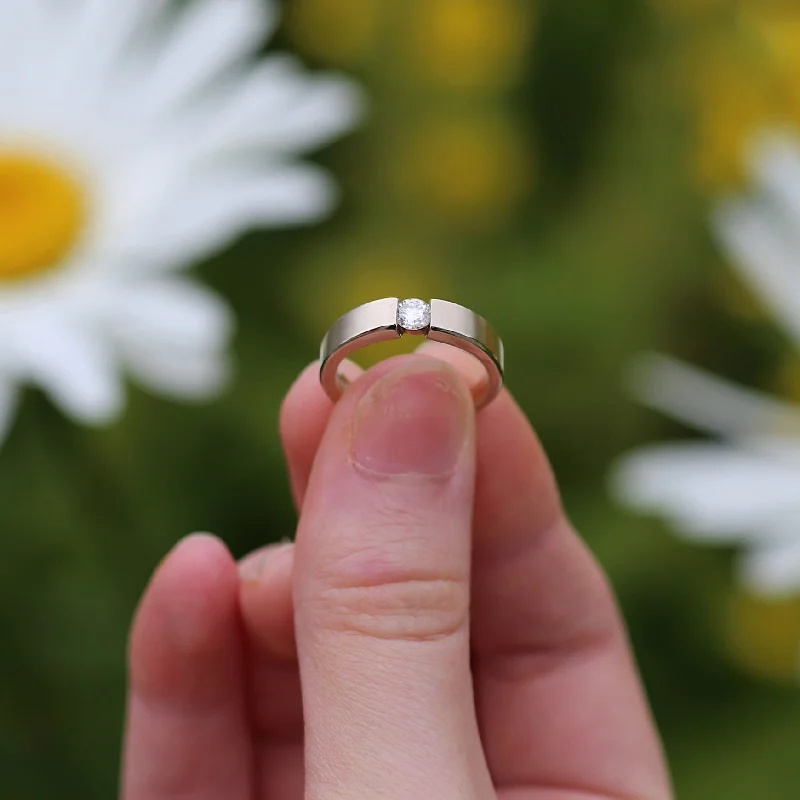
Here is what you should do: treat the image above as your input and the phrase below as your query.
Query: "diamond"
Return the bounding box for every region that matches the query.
[397,298,431,332]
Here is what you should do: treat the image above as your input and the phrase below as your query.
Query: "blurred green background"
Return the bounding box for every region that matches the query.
[4,0,800,797]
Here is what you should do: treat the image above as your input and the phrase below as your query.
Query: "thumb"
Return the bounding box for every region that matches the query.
[293,356,493,799]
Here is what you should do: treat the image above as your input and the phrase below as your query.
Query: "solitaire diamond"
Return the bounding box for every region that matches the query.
[397,298,431,332]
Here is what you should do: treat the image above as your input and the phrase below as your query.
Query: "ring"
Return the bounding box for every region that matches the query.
[320,298,504,409]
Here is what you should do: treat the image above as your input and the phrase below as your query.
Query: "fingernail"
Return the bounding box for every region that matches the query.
[239,542,294,582]
[352,360,471,476]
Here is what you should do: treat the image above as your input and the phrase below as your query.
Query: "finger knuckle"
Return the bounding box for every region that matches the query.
[304,494,470,642]
[311,573,469,643]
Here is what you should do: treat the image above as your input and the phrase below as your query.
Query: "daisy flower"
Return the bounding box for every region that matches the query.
[0,0,362,444]
[612,133,800,597]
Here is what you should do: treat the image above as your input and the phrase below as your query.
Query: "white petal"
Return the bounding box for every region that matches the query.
[611,443,800,540]
[15,313,123,424]
[46,0,168,115]
[121,164,336,269]
[739,532,800,597]
[96,61,359,266]
[0,0,44,71]
[0,382,18,446]
[627,353,800,439]
[129,0,276,123]
[0,0,62,129]
[102,278,233,399]
[184,61,365,158]
[125,346,232,399]
[104,278,233,353]
[748,133,800,228]
[713,197,800,349]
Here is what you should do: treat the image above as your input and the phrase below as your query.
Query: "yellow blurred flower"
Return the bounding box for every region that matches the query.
[727,590,800,682]
[392,112,533,230]
[693,61,773,188]
[680,5,800,188]
[751,6,800,118]
[652,0,732,20]
[287,0,382,66]
[289,241,450,365]
[406,0,534,91]
[342,255,446,309]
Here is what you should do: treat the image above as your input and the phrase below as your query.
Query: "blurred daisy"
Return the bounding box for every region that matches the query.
[612,133,800,597]
[0,0,362,444]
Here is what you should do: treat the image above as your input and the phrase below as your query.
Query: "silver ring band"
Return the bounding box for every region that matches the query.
[320,298,504,409]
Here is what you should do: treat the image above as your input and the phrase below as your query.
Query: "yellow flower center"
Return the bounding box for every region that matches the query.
[0,151,87,282]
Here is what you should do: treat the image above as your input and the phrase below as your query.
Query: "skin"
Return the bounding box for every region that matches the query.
[122,345,673,800]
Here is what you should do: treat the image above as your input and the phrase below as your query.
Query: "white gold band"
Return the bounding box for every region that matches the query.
[319,298,504,409]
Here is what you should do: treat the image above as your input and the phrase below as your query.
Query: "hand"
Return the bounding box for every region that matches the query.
[122,350,672,799]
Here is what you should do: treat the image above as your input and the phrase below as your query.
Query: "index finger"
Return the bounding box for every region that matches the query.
[468,386,670,799]
[279,354,671,799]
